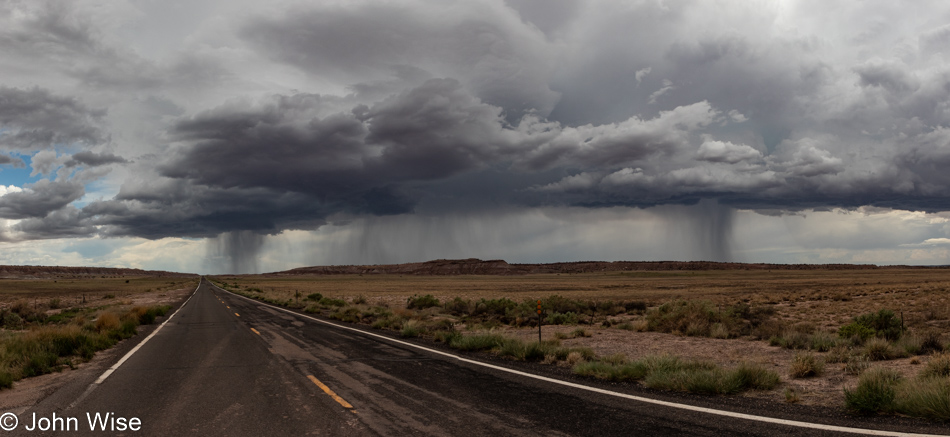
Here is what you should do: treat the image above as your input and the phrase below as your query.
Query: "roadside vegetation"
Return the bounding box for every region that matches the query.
[0,277,197,390]
[210,271,950,420]
[0,304,172,389]
[843,353,950,420]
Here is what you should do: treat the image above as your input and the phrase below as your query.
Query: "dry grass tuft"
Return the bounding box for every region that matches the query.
[94,313,120,332]
[789,352,824,378]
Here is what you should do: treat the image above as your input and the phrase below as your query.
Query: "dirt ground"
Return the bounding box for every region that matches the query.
[501,324,926,408]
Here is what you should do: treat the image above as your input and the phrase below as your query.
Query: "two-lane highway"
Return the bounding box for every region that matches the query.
[19,279,949,436]
[31,280,365,436]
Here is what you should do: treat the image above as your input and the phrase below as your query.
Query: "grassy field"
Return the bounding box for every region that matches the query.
[212,269,950,332]
[0,277,197,303]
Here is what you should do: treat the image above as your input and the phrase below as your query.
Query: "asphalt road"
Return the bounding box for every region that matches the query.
[13,279,950,436]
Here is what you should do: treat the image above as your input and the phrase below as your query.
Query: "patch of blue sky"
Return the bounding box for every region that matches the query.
[73,178,117,208]
[63,238,125,258]
[0,152,40,187]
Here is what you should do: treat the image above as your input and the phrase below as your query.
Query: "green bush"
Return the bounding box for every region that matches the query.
[370,315,405,330]
[893,377,950,420]
[541,295,587,314]
[545,312,580,325]
[840,309,903,342]
[306,293,323,301]
[330,307,361,323]
[863,338,908,361]
[844,367,901,414]
[647,300,718,336]
[643,300,771,338]
[400,320,422,338]
[497,339,555,361]
[448,333,506,351]
[574,360,648,381]
[575,354,778,395]
[407,294,441,310]
[728,362,781,391]
[318,297,346,307]
[472,298,517,317]
[838,323,876,342]
[445,297,471,315]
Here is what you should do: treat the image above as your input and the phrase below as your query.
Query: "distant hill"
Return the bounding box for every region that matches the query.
[266,258,935,276]
[0,265,197,279]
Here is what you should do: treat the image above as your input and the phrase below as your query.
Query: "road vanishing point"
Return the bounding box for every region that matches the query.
[15,279,950,436]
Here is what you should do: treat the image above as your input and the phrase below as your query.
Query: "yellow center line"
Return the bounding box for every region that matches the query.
[250,328,261,335]
[234,313,240,317]
[226,306,230,308]
[307,375,354,409]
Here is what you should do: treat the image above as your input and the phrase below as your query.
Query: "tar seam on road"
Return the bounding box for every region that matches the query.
[306,375,355,410]
[68,281,202,410]
[217,283,947,437]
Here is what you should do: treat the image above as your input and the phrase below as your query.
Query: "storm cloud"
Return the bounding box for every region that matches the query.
[0,86,106,150]
[5,0,950,271]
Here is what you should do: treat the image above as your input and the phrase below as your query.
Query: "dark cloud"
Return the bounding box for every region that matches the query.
[65,151,129,167]
[11,206,96,239]
[240,1,559,120]
[0,87,106,150]
[9,0,950,270]
[0,1,100,60]
[0,154,25,167]
[0,180,84,220]
[81,179,331,240]
[157,79,515,215]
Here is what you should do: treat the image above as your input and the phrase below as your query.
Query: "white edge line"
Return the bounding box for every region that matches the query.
[92,280,202,384]
[214,283,944,437]
[68,279,201,409]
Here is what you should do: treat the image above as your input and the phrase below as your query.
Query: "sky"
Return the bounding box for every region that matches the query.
[3,0,950,274]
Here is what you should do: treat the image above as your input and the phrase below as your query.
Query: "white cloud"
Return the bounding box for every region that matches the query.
[696,140,763,164]
[0,185,22,196]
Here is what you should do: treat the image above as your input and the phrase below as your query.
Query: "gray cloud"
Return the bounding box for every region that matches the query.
[240,0,559,120]
[11,206,96,239]
[0,180,84,220]
[0,87,106,150]
[0,154,24,167]
[7,0,950,270]
[65,151,128,167]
